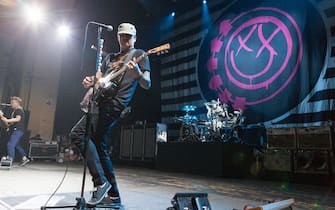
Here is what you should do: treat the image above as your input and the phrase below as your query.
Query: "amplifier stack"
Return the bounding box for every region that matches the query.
[265,126,334,175]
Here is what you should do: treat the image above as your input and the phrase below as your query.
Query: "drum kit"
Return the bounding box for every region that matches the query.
[175,99,245,142]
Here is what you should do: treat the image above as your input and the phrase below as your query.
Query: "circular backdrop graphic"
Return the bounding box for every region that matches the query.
[197,0,327,123]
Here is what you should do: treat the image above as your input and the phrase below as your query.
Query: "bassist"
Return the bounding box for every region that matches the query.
[70,22,151,206]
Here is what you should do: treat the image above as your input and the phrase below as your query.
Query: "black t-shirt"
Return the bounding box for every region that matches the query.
[11,108,25,131]
[101,48,151,108]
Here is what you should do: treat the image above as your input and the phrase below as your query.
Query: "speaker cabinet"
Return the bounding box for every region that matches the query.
[264,150,292,172]
[169,192,211,210]
[120,127,133,159]
[239,125,266,146]
[120,123,167,160]
[132,127,145,159]
[28,142,58,160]
[144,127,156,159]
[294,150,331,175]
[266,128,296,149]
[296,126,333,149]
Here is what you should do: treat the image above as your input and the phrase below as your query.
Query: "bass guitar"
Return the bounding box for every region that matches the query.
[80,43,170,112]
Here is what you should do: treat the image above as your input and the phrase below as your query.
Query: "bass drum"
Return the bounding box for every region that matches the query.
[179,124,198,142]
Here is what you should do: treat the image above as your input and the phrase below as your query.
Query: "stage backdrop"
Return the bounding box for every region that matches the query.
[159,0,335,140]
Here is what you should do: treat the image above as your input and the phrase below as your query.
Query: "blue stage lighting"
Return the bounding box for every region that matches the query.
[203,0,207,4]
[171,12,175,17]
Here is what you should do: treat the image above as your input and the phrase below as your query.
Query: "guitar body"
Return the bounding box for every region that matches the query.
[80,66,121,113]
[80,80,120,113]
[0,110,10,130]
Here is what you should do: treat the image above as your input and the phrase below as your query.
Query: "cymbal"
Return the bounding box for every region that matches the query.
[178,115,198,121]
[181,105,197,112]
[197,120,211,126]
[234,110,241,115]
[175,115,198,124]
[204,100,220,107]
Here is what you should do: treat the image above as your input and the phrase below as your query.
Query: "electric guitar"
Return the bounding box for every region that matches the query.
[80,43,170,113]
[0,110,9,129]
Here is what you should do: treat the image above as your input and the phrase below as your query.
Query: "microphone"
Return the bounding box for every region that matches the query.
[89,21,113,32]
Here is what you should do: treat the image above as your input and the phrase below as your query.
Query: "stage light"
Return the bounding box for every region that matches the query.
[201,0,210,29]
[161,11,175,32]
[23,4,45,25]
[57,24,71,39]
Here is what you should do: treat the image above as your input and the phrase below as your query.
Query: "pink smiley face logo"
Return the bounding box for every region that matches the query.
[207,7,303,109]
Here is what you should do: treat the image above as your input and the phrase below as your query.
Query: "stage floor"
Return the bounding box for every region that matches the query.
[0,161,334,210]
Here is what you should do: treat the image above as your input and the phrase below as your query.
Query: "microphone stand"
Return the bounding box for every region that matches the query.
[41,26,105,210]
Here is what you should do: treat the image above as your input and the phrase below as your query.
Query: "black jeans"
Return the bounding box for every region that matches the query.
[69,102,121,197]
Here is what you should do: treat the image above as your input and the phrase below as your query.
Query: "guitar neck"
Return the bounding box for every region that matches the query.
[100,43,169,83]
[105,52,148,81]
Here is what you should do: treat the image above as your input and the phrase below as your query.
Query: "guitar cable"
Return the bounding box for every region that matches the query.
[43,158,69,207]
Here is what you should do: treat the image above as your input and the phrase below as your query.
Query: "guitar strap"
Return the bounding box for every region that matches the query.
[110,48,137,87]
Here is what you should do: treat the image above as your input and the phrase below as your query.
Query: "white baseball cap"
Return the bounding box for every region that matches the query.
[117,23,136,36]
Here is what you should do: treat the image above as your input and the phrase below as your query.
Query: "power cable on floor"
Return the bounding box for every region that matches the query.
[43,160,69,207]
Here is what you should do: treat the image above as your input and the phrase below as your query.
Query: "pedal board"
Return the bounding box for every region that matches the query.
[0,157,12,169]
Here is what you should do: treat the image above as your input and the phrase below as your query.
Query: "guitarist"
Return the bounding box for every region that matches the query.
[0,96,30,166]
[70,22,151,206]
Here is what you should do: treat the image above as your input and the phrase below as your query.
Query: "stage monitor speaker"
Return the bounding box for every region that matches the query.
[168,192,211,210]
[296,126,333,149]
[266,128,296,149]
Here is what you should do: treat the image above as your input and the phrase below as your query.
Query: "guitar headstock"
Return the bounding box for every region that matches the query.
[147,43,171,56]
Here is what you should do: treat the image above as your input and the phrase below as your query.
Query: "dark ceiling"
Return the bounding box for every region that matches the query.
[0,0,198,46]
